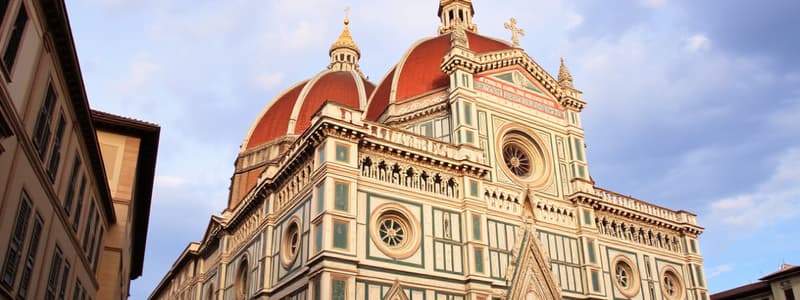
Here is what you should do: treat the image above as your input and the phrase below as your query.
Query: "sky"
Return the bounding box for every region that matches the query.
[62,0,800,298]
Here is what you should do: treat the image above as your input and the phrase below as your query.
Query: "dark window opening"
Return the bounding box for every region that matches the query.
[0,0,11,26]
[16,213,42,299]
[3,3,28,71]
[63,157,82,216]
[32,83,57,160]
[0,108,11,154]
[1,192,32,288]
[46,115,66,181]
[44,247,63,300]
[0,109,11,139]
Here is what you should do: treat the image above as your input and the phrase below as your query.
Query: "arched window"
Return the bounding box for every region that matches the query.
[206,284,214,300]
[235,258,248,300]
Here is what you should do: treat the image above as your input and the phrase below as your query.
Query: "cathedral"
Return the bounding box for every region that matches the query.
[150,1,708,299]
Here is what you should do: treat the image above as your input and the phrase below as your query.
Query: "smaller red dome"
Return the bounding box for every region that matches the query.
[366,31,512,121]
[244,70,374,150]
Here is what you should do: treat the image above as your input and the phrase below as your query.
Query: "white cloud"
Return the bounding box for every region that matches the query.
[707,264,734,279]
[111,58,161,94]
[86,0,129,9]
[641,0,669,8]
[565,12,584,30]
[704,148,800,231]
[254,72,286,90]
[685,34,711,52]
[155,175,187,189]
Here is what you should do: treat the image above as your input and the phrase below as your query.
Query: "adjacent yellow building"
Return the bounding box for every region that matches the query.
[0,0,159,299]
[150,1,708,300]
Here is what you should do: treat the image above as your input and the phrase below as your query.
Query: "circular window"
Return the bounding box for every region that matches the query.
[661,267,683,300]
[496,127,553,188]
[503,142,532,177]
[612,256,640,297]
[369,203,421,259]
[379,213,408,247]
[281,218,301,268]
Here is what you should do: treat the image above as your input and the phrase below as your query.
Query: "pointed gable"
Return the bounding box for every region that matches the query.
[505,226,562,300]
[474,67,567,120]
[384,281,411,300]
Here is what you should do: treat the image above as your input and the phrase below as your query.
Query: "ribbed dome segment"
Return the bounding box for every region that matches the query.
[365,31,511,120]
[245,81,308,149]
[243,71,374,150]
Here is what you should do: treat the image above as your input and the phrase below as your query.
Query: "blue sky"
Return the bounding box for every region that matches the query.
[63,0,799,298]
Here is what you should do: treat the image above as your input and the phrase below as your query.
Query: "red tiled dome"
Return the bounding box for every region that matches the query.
[244,70,374,150]
[366,31,512,121]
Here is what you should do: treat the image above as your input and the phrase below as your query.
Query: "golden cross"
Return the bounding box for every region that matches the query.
[504,17,525,47]
[345,6,351,19]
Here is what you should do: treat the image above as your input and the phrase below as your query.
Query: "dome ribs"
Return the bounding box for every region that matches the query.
[246,81,307,149]
[294,72,363,135]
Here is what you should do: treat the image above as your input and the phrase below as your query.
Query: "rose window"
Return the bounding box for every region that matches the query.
[378,215,407,247]
[281,219,301,268]
[503,143,531,177]
[496,128,553,188]
[660,268,683,300]
[612,256,640,297]
[615,266,630,288]
[369,203,421,259]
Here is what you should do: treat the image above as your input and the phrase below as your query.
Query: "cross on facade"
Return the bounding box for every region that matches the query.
[504,17,525,47]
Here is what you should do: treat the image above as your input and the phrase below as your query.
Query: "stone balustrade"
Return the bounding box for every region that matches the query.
[363,123,485,164]
[594,188,696,225]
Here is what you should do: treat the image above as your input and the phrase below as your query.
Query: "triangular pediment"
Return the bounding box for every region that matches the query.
[505,226,562,300]
[474,66,567,120]
[384,281,410,300]
[492,70,545,95]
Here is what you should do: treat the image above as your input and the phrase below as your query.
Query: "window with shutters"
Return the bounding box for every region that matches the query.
[63,156,81,217]
[72,175,87,231]
[46,114,66,181]
[58,262,70,300]
[86,205,100,265]
[92,227,104,272]
[1,191,32,289]
[16,213,42,299]
[32,83,57,160]
[45,247,63,300]
[82,201,95,251]
[72,280,85,300]
[0,107,12,149]
[2,3,28,71]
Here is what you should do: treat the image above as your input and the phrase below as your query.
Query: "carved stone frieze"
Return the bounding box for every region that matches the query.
[484,185,522,215]
[595,214,683,254]
[533,198,576,228]
[359,154,461,199]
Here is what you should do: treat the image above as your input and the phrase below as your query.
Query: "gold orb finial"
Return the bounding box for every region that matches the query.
[330,5,360,56]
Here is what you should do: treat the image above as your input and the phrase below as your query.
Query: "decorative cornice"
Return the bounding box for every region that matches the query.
[570,188,704,235]
[441,48,587,111]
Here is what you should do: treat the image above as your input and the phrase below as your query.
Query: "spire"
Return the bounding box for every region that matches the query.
[558,57,574,89]
[438,0,477,34]
[329,7,361,72]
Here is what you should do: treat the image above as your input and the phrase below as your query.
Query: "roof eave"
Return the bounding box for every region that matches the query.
[91,110,161,279]
[38,0,116,223]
